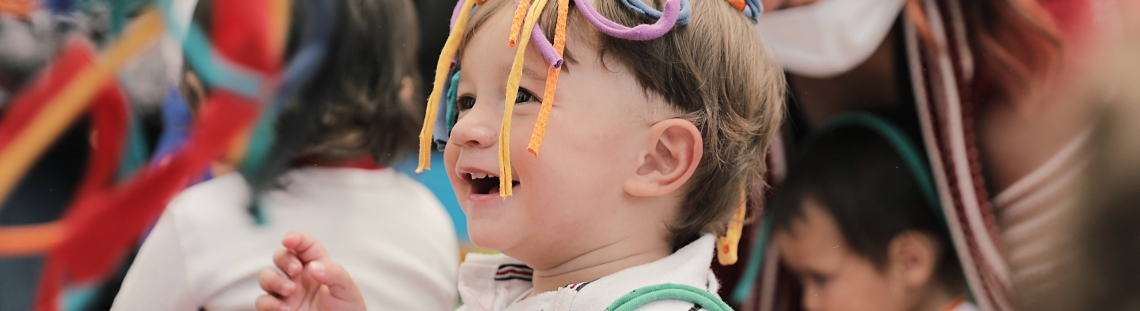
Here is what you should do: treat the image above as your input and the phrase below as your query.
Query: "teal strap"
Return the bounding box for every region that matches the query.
[117,108,150,181]
[605,284,733,311]
[816,112,942,219]
[730,216,770,304]
[154,0,264,98]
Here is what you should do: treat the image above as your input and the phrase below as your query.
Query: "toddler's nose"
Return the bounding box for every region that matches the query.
[449,108,498,149]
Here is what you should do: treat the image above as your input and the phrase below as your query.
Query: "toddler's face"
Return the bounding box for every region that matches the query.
[775,199,914,311]
[443,7,666,267]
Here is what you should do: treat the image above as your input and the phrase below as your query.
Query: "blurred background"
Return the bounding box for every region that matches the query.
[0,0,1137,310]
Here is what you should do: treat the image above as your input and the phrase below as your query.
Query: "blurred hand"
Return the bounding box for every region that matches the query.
[256,232,367,311]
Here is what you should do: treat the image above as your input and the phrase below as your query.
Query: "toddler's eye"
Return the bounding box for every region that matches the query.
[457,95,476,111]
[515,88,539,104]
[811,274,830,287]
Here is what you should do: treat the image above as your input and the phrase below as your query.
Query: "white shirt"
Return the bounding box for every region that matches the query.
[456,235,723,311]
[955,302,980,311]
[112,168,459,311]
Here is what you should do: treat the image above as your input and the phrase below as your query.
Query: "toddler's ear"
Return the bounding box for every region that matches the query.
[623,119,703,197]
[888,231,940,289]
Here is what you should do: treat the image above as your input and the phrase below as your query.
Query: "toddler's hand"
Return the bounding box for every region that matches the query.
[256,232,367,311]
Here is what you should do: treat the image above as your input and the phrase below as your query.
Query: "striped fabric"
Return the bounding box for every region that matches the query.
[494,264,534,282]
[907,0,1015,310]
[563,281,593,292]
[908,0,1098,309]
[992,130,1089,303]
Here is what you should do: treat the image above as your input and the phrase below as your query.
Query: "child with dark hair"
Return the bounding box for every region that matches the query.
[110,0,458,310]
[768,113,973,311]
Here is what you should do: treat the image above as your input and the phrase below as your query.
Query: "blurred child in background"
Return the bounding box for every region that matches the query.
[748,1,1101,307]
[110,0,460,310]
[769,113,974,311]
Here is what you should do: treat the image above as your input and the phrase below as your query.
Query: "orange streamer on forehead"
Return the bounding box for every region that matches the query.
[526,0,570,156]
[510,0,534,47]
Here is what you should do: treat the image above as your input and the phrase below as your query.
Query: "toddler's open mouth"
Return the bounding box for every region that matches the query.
[464,172,521,195]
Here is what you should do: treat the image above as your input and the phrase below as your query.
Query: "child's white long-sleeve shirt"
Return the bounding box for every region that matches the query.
[456,234,723,311]
[111,168,459,311]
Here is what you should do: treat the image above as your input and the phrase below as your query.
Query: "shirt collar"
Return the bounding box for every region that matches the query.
[457,234,720,311]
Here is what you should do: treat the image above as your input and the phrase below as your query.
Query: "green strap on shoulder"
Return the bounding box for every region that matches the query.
[605,284,733,311]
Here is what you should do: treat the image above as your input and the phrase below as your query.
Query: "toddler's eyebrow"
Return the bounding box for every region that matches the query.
[522,67,546,83]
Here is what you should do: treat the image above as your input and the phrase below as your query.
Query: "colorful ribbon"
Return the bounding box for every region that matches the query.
[573,0,680,40]
[509,0,534,47]
[418,0,478,172]
[526,0,570,156]
[0,10,163,211]
[240,0,334,224]
[497,0,550,197]
[0,38,104,256]
[716,188,748,265]
[447,70,462,131]
[621,0,691,25]
[0,0,36,17]
[33,0,277,308]
[155,0,266,98]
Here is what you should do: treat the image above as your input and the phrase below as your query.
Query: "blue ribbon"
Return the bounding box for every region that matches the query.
[620,0,691,25]
[743,0,762,23]
[238,0,336,225]
[446,70,461,132]
[620,0,761,25]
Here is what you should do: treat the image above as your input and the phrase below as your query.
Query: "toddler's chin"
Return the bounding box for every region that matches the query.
[466,225,516,252]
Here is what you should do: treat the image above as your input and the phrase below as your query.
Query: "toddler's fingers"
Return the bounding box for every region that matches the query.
[258,269,295,297]
[309,261,363,302]
[273,247,303,277]
[255,294,289,311]
[281,231,331,263]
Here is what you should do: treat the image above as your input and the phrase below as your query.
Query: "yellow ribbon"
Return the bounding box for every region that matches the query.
[717,187,748,265]
[417,0,478,173]
[499,0,550,197]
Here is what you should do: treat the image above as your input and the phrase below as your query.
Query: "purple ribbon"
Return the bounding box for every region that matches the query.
[531,25,564,69]
[573,0,680,41]
[449,0,467,29]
